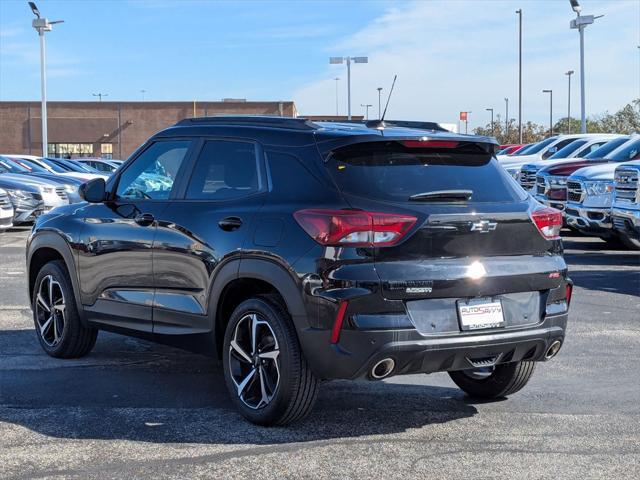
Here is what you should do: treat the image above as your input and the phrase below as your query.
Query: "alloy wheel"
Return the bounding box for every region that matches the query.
[228,313,280,410]
[35,275,66,347]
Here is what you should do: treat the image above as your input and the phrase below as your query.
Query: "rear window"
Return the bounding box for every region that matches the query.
[327,141,527,203]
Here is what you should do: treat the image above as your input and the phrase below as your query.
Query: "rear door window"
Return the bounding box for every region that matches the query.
[326,141,527,203]
[185,140,264,200]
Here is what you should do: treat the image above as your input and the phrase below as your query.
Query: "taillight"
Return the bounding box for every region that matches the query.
[531,206,563,240]
[294,209,417,247]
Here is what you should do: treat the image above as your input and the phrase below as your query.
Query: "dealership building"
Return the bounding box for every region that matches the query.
[0,100,298,160]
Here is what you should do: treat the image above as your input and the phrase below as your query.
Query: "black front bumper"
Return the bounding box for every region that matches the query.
[300,313,567,380]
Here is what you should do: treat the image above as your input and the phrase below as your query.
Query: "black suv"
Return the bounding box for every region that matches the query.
[26,117,571,425]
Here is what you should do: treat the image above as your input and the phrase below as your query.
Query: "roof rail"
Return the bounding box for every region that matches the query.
[174,115,319,131]
[317,118,448,132]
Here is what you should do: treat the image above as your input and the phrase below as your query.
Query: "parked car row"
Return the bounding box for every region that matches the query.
[498,134,640,249]
[0,154,118,230]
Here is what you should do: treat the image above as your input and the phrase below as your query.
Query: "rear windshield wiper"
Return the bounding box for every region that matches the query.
[408,190,473,202]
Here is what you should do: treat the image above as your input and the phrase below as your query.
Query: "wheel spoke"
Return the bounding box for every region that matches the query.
[230,340,252,364]
[39,315,53,336]
[258,349,279,361]
[37,293,50,312]
[48,276,54,308]
[250,314,258,355]
[236,367,257,397]
[258,367,270,407]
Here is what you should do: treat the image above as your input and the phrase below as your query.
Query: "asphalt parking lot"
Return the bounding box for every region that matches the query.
[0,227,638,479]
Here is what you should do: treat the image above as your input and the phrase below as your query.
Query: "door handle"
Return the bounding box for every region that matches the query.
[218,216,243,231]
[134,213,155,227]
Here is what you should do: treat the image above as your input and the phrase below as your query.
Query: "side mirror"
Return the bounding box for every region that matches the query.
[79,178,106,203]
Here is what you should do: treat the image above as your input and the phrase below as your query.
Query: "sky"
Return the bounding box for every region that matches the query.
[0,0,639,131]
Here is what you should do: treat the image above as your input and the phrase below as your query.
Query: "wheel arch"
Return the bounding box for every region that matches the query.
[209,257,309,358]
[28,233,84,319]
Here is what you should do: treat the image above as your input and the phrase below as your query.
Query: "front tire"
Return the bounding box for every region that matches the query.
[448,361,536,399]
[618,232,640,250]
[32,260,98,358]
[222,296,319,426]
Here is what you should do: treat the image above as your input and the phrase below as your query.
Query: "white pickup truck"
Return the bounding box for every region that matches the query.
[612,161,640,249]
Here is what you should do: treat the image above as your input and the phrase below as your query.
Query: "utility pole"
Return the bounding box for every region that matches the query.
[565,70,574,133]
[516,9,523,143]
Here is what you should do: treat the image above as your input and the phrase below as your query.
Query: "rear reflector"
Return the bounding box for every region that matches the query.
[531,206,563,240]
[294,209,417,247]
[401,140,459,149]
[565,283,573,306]
[331,301,349,344]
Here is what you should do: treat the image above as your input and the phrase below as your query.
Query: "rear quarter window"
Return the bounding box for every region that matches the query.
[327,141,527,203]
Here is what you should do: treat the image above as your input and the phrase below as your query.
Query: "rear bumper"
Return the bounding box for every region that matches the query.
[565,202,612,234]
[300,313,568,380]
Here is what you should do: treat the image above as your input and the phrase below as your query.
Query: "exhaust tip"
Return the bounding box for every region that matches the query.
[545,340,562,360]
[370,358,395,380]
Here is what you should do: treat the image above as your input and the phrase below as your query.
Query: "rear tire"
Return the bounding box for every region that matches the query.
[448,361,536,399]
[32,260,98,358]
[222,296,319,426]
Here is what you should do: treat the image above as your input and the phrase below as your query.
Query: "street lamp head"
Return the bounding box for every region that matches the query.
[565,70,574,76]
[377,87,383,92]
[569,0,581,14]
[28,2,41,18]
[543,89,552,93]
[329,57,344,64]
[352,57,368,64]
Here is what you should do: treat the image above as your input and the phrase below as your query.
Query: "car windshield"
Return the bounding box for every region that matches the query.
[40,158,71,173]
[584,137,629,159]
[607,138,640,162]
[516,137,557,155]
[0,157,30,173]
[12,158,50,173]
[48,158,97,173]
[548,139,587,159]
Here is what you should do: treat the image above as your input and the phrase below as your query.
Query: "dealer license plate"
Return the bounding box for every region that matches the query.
[457,298,505,330]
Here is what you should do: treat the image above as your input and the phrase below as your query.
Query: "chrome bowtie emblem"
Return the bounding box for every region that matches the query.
[470,220,498,233]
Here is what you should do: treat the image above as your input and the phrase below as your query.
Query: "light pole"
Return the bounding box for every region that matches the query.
[361,104,373,120]
[333,78,340,116]
[377,87,383,119]
[329,56,369,120]
[504,98,509,139]
[542,89,553,136]
[485,108,494,136]
[92,93,108,102]
[141,89,147,102]
[516,9,523,143]
[565,70,574,133]
[29,2,63,158]
[569,0,603,134]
